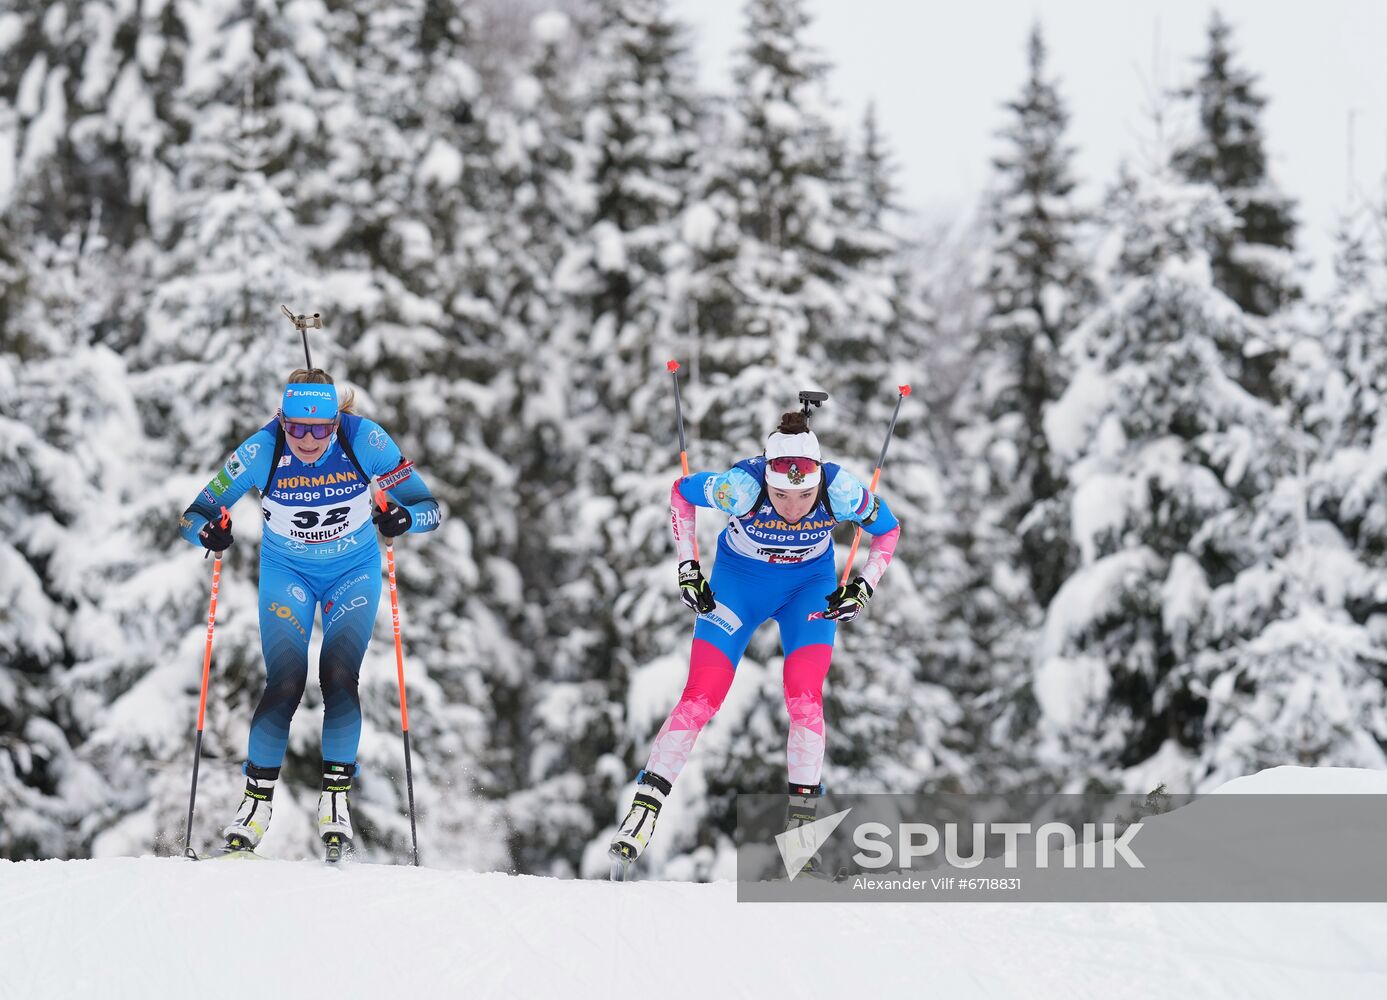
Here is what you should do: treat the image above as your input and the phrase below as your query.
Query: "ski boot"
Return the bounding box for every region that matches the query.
[318,760,356,863]
[221,763,279,854]
[782,781,837,881]
[608,770,672,879]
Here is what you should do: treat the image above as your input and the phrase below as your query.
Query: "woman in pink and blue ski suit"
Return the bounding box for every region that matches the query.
[610,409,901,863]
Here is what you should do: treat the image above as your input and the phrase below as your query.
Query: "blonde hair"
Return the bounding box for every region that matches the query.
[287,368,356,414]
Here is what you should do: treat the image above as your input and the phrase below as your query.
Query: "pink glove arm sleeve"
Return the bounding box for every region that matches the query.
[860,524,899,590]
[671,479,698,562]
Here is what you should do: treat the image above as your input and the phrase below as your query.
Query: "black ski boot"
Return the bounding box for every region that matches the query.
[783,781,838,881]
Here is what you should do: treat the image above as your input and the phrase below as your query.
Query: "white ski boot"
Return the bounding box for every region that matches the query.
[318,760,355,862]
[609,770,672,877]
[221,764,279,853]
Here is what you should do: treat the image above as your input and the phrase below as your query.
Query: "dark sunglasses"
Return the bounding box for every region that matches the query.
[283,418,337,440]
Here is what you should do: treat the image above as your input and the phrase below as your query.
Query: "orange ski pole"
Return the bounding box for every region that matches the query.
[839,386,911,585]
[183,505,229,859]
[376,490,420,866]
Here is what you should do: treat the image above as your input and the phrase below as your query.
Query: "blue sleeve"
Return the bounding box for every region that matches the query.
[349,418,442,534]
[179,430,276,546]
[827,467,899,536]
[679,467,761,517]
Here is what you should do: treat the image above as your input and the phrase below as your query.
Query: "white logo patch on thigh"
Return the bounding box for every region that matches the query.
[698,604,744,635]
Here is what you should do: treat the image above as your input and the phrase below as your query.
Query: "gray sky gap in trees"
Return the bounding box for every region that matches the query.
[671,0,1387,291]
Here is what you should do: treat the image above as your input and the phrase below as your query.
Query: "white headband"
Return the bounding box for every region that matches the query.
[765,431,821,461]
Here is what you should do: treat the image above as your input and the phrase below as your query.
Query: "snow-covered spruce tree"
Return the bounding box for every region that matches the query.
[0,222,143,858]
[74,0,357,859]
[1178,208,1387,787]
[1171,11,1298,322]
[504,0,706,877]
[575,0,700,331]
[948,24,1093,788]
[829,101,904,406]
[318,0,520,871]
[679,0,847,452]
[960,22,1092,608]
[0,0,192,251]
[1296,208,1387,559]
[1032,166,1299,792]
[852,102,892,233]
[451,11,614,875]
[816,105,976,797]
[1176,503,1387,787]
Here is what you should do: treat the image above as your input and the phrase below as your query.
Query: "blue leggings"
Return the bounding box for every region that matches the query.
[249,547,381,768]
[693,544,839,666]
[641,545,840,787]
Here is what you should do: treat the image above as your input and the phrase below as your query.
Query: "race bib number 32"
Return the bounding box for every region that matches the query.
[262,493,373,545]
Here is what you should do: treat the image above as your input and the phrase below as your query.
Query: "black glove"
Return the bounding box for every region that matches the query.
[373,501,412,537]
[678,560,716,614]
[823,577,873,623]
[198,514,234,552]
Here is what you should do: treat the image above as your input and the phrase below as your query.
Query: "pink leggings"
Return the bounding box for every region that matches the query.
[643,639,833,788]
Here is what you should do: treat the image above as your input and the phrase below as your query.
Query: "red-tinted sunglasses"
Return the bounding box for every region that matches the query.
[768,456,819,477]
[282,417,337,440]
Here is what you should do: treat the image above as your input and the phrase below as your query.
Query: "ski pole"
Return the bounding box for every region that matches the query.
[666,360,698,561]
[838,386,911,586]
[183,505,229,860]
[376,489,420,867]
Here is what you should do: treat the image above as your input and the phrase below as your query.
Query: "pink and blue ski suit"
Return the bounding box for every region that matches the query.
[643,456,900,790]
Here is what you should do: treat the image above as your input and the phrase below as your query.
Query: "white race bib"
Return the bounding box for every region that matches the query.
[262,491,375,546]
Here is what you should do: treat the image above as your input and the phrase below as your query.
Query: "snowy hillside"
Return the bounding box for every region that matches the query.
[4,766,1385,1000]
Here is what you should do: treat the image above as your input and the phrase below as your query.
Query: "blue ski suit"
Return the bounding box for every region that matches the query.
[181,414,440,769]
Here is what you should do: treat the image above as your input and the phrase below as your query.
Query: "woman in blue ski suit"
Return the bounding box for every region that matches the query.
[180,369,441,853]
[610,409,901,864]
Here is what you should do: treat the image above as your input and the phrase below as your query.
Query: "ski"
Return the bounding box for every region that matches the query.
[188,851,360,865]
[185,833,264,861]
[190,844,264,861]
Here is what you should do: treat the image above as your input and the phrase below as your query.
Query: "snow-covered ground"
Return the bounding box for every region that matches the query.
[4,767,1386,1000]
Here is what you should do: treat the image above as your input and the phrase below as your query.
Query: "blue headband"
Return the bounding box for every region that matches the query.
[282,383,338,419]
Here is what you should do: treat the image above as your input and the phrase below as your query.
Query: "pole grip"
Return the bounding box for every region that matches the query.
[668,361,689,455]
